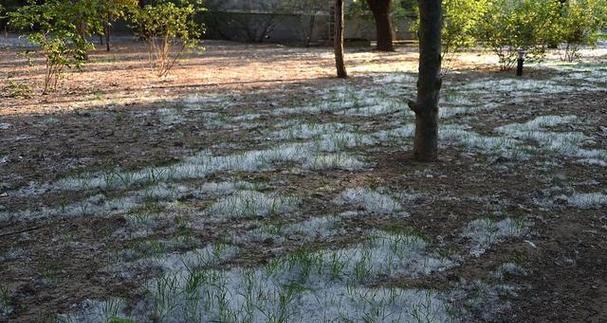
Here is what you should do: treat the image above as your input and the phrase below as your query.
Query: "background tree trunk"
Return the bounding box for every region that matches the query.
[366,0,394,51]
[409,0,442,161]
[334,0,348,78]
[105,21,111,52]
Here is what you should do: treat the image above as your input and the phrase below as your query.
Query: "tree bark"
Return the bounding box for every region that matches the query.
[334,0,348,78]
[366,0,394,51]
[408,0,442,162]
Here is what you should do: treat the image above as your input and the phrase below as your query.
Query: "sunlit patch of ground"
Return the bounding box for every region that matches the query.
[0,39,606,322]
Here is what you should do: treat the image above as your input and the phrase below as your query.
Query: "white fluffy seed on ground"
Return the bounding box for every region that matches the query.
[567,192,607,209]
[335,187,408,216]
[462,218,528,257]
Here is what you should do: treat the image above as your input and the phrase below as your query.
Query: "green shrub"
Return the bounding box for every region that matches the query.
[410,0,489,60]
[477,0,561,70]
[9,0,100,93]
[441,0,489,55]
[129,1,204,77]
[4,79,32,98]
[557,0,607,61]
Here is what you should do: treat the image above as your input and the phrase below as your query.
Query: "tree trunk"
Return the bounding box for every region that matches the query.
[366,0,394,51]
[408,0,442,162]
[105,21,111,52]
[334,0,348,78]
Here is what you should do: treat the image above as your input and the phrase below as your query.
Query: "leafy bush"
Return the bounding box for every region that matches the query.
[556,0,607,61]
[477,0,561,70]
[9,0,99,93]
[441,0,489,55]
[129,1,204,77]
[4,79,33,98]
[410,0,489,59]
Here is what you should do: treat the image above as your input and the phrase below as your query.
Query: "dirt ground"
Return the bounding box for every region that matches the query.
[0,38,606,322]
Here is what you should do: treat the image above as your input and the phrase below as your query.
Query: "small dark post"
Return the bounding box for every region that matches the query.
[516,48,525,77]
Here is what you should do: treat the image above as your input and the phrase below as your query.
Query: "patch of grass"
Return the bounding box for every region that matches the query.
[37,258,64,286]
[4,79,32,98]
[379,224,429,241]
[0,286,13,317]
[132,239,169,258]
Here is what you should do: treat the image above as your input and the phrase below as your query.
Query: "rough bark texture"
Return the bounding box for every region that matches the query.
[334,0,348,78]
[409,0,442,162]
[366,0,394,51]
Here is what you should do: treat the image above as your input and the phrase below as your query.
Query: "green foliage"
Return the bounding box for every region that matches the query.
[410,0,489,58]
[9,0,99,93]
[442,0,489,55]
[556,0,607,61]
[4,79,32,98]
[129,1,204,77]
[477,0,562,70]
[97,0,138,24]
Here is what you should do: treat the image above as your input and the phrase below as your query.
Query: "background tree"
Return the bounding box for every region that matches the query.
[441,0,488,57]
[476,0,561,70]
[335,0,348,78]
[348,0,415,51]
[97,0,138,51]
[0,4,6,37]
[365,0,394,51]
[409,0,442,161]
[410,0,489,71]
[556,0,607,61]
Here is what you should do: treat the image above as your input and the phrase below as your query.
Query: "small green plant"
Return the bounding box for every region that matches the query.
[129,1,204,77]
[0,286,13,317]
[9,0,98,93]
[4,79,32,98]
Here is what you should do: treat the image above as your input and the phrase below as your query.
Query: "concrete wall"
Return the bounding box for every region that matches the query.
[204,12,414,44]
